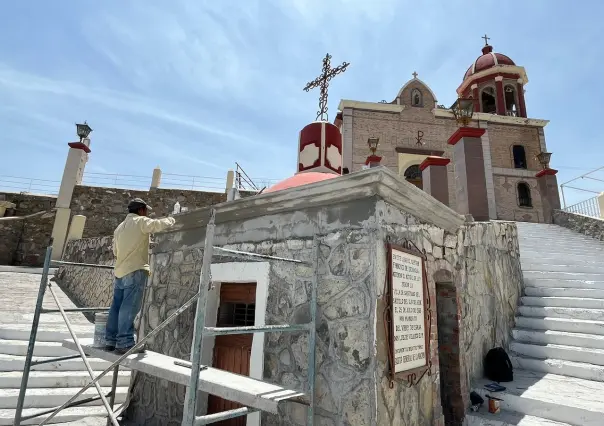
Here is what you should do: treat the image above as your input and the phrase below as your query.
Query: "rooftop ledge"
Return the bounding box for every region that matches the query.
[167,167,465,235]
[337,99,548,128]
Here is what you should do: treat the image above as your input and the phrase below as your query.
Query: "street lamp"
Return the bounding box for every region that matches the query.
[76,122,93,142]
[367,137,380,155]
[536,152,552,170]
[450,98,475,127]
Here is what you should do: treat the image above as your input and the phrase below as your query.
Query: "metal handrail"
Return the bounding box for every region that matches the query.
[560,166,604,208]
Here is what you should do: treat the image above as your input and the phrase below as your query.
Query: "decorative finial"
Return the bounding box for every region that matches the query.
[482,34,490,46]
[412,71,418,79]
[303,53,350,122]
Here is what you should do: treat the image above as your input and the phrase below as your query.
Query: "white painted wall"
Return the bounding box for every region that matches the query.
[206,262,270,426]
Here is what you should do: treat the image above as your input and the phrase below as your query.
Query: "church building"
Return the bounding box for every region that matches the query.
[334,39,560,223]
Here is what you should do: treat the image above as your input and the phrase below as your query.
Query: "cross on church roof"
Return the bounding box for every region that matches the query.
[412,71,418,79]
[303,53,350,121]
[482,34,490,45]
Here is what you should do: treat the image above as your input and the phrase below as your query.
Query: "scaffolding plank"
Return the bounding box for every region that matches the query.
[62,338,306,414]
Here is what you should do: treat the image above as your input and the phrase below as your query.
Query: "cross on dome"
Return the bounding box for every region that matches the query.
[482,34,491,46]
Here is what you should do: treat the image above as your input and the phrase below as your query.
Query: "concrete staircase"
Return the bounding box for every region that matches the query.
[0,271,130,425]
[469,222,604,426]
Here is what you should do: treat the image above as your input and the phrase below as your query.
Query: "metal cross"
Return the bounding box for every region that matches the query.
[482,34,490,45]
[303,53,350,121]
[412,71,418,79]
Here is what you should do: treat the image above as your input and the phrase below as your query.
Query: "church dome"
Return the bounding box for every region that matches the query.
[264,171,338,193]
[463,44,516,80]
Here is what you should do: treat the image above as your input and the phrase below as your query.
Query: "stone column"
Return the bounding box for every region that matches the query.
[66,215,87,242]
[448,128,489,221]
[495,76,506,115]
[419,156,450,206]
[50,138,91,260]
[536,168,561,223]
[471,84,479,112]
[151,166,162,189]
[517,78,527,118]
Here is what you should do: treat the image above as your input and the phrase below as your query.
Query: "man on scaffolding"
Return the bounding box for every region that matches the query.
[105,198,175,354]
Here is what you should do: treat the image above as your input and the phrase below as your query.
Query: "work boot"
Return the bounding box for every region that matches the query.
[104,345,115,352]
[114,345,145,355]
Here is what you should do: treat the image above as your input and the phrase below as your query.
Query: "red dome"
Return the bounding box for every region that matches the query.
[463,45,515,80]
[264,172,338,193]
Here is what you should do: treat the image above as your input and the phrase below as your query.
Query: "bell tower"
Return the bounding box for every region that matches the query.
[457,36,528,118]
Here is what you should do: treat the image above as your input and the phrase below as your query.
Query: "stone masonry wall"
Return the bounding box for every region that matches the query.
[553,209,604,241]
[70,185,226,239]
[487,123,542,170]
[377,203,522,425]
[54,236,115,321]
[493,175,544,222]
[0,192,57,266]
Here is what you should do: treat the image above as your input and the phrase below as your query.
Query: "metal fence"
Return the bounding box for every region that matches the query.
[564,196,601,218]
[0,175,60,195]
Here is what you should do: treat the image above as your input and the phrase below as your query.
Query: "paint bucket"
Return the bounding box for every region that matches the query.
[487,395,502,414]
[93,312,108,348]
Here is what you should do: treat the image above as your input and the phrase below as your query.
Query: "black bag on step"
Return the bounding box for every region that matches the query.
[484,347,513,382]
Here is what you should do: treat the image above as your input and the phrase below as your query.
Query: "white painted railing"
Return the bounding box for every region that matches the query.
[564,196,602,219]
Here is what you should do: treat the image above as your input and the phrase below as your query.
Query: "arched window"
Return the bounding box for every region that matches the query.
[505,85,517,116]
[512,145,527,169]
[411,89,422,107]
[404,164,422,189]
[517,182,532,207]
[481,86,497,113]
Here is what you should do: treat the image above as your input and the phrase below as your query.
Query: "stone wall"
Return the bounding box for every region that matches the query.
[493,175,544,222]
[54,236,115,320]
[0,192,57,266]
[122,187,521,426]
[70,185,226,239]
[553,209,604,241]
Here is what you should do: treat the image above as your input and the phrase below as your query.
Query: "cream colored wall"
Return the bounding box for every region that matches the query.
[398,153,427,176]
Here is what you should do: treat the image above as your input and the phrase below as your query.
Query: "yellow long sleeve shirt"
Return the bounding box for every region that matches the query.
[112,214,175,278]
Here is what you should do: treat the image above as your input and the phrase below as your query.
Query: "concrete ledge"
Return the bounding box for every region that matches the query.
[553,210,604,242]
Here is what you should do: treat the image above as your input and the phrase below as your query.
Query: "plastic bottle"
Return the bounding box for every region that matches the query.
[173,201,181,215]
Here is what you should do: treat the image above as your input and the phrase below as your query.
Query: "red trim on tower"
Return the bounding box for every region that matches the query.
[472,86,480,112]
[517,82,527,118]
[68,142,91,153]
[447,128,486,145]
[535,168,558,178]
[419,156,450,171]
[365,155,382,166]
[495,79,505,115]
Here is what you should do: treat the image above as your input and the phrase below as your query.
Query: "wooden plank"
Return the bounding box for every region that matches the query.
[62,338,306,414]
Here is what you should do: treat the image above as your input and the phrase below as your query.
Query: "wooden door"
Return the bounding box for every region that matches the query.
[207,283,256,426]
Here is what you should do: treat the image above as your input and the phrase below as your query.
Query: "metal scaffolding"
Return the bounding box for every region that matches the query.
[14,208,318,426]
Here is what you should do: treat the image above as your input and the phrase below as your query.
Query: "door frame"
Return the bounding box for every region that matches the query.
[201,262,270,426]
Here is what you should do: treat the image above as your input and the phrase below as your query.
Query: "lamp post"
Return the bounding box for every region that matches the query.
[536,152,552,170]
[365,137,382,168]
[76,122,93,142]
[450,98,475,127]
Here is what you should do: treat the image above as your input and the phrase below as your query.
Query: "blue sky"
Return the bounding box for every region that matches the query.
[1,0,602,204]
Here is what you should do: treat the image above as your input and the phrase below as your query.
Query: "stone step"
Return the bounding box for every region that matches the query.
[0,354,115,372]
[520,263,604,274]
[0,339,76,357]
[510,341,604,366]
[0,370,131,388]
[518,305,604,321]
[515,316,604,336]
[0,406,108,425]
[473,369,604,426]
[0,324,94,342]
[511,355,604,383]
[512,328,604,350]
[521,296,604,309]
[520,244,604,253]
[523,271,604,281]
[0,387,128,409]
[524,287,604,299]
[521,254,604,264]
[466,410,573,426]
[523,278,604,289]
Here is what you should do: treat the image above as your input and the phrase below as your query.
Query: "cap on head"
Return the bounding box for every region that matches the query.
[128,198,152,212]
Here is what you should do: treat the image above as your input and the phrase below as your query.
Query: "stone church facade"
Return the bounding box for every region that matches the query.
[334,41,556,223]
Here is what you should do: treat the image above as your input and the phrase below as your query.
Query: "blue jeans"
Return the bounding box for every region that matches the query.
[105,270,147,349]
